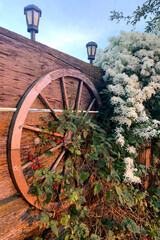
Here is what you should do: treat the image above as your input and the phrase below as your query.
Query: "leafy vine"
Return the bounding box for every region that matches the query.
[32,31,160,239]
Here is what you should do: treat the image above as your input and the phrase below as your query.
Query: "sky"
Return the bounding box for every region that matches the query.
[0,0,146,62]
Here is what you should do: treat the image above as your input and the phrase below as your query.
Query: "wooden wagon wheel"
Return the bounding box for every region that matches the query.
[8,68,101,210]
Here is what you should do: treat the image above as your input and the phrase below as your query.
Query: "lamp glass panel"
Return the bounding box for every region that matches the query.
[33,11,39,26]
[87,46,92,56]
[91,46,96,56]
[27,10,32,25]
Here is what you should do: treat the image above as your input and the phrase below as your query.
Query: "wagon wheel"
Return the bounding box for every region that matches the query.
[8,68,101,210]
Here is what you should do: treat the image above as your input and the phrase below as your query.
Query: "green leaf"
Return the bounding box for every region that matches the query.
[44,184,55,194]
[122,190,134,208]
[34,168,43,178]
[80,172,90,183]
[76,202,81,211]
[64,234,70,240]
[41,201,46,209]
[121,219,127,228]
[102,219,115,229]
[50,220,59,237]
[90,234,101,240]
[76,150,81,156]
[140,228,147,234]
[65,159,72,167]
[69,189,79,203]
[98,169,107,179]
[115,185,124,205]
[106,189,111,202]
[50,141,56,147]
[79,223,89,238]
[35,237,43,240]
[40,213,49,228]
[115,186,134,208]
[79,206,89,218]
[100,159,106,168]
[45,172,54,184]
[69,147,74,153]
[78,195,86,204]
[153,199,160,211]
[43,151,53,156]
[83,129,88,139]
[44,194,51,204]
[108,230,115,239]
[94,181,102,195]
[121,217,140,234]
[60,214,70,226]
[37,187,44,196]
[33,179,38,187]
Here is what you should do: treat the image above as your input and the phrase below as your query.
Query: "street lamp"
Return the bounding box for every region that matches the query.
[24,4,42,41]
[86,42,98,64]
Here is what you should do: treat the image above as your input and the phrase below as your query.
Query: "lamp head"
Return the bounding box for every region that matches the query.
[86,41,98,64]
[24,4,42,33]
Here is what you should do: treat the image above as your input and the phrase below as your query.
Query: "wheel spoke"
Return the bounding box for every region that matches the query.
[75,80,83,112]
[57,151,69,195]
[23,124,63,137]
[84,98,96,117]
[22,161,33,170]
[60,77,69,110]
[49,149,66,172]
[38,93,59,120]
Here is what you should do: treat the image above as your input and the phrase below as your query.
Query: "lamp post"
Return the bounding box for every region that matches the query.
[24,4,42,41]
[86,41,98,64]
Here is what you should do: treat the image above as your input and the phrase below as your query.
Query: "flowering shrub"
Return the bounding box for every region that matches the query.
[94,31,160,184]
[33,32,160,240]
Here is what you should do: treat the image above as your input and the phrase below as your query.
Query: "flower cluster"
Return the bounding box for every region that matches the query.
[124,157,141,184]
[95,31,160,183]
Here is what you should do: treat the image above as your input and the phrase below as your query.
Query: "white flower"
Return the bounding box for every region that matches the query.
[124,169,141,184]
[124,157,141,184]
[115,127,124,134]
[142,86,156,99]
[106,68,116,77]
[135,103,144,112]
[116,133,125,146]
[114,60,124,72]
[127,98,135,104]
[133,126,158,139]
[126,109,138,119]
[151,75,160,82]
[124,157,134,167]
[110,96,125,105]
[114,106,138,120]
[153,119,160,127]
[94,31,160,183]
[108,84,124,96]
[126,146,136,154]
[135,116,149,123]
[155,61,160,71]
[113,116,132,127]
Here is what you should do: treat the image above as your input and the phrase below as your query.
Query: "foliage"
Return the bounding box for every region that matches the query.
[31,32,160,239]
[109,0,160,33]
[31,109,159,239]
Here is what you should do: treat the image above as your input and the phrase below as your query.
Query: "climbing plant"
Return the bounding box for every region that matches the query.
[31,111,159,240]
[32,32,160,239]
